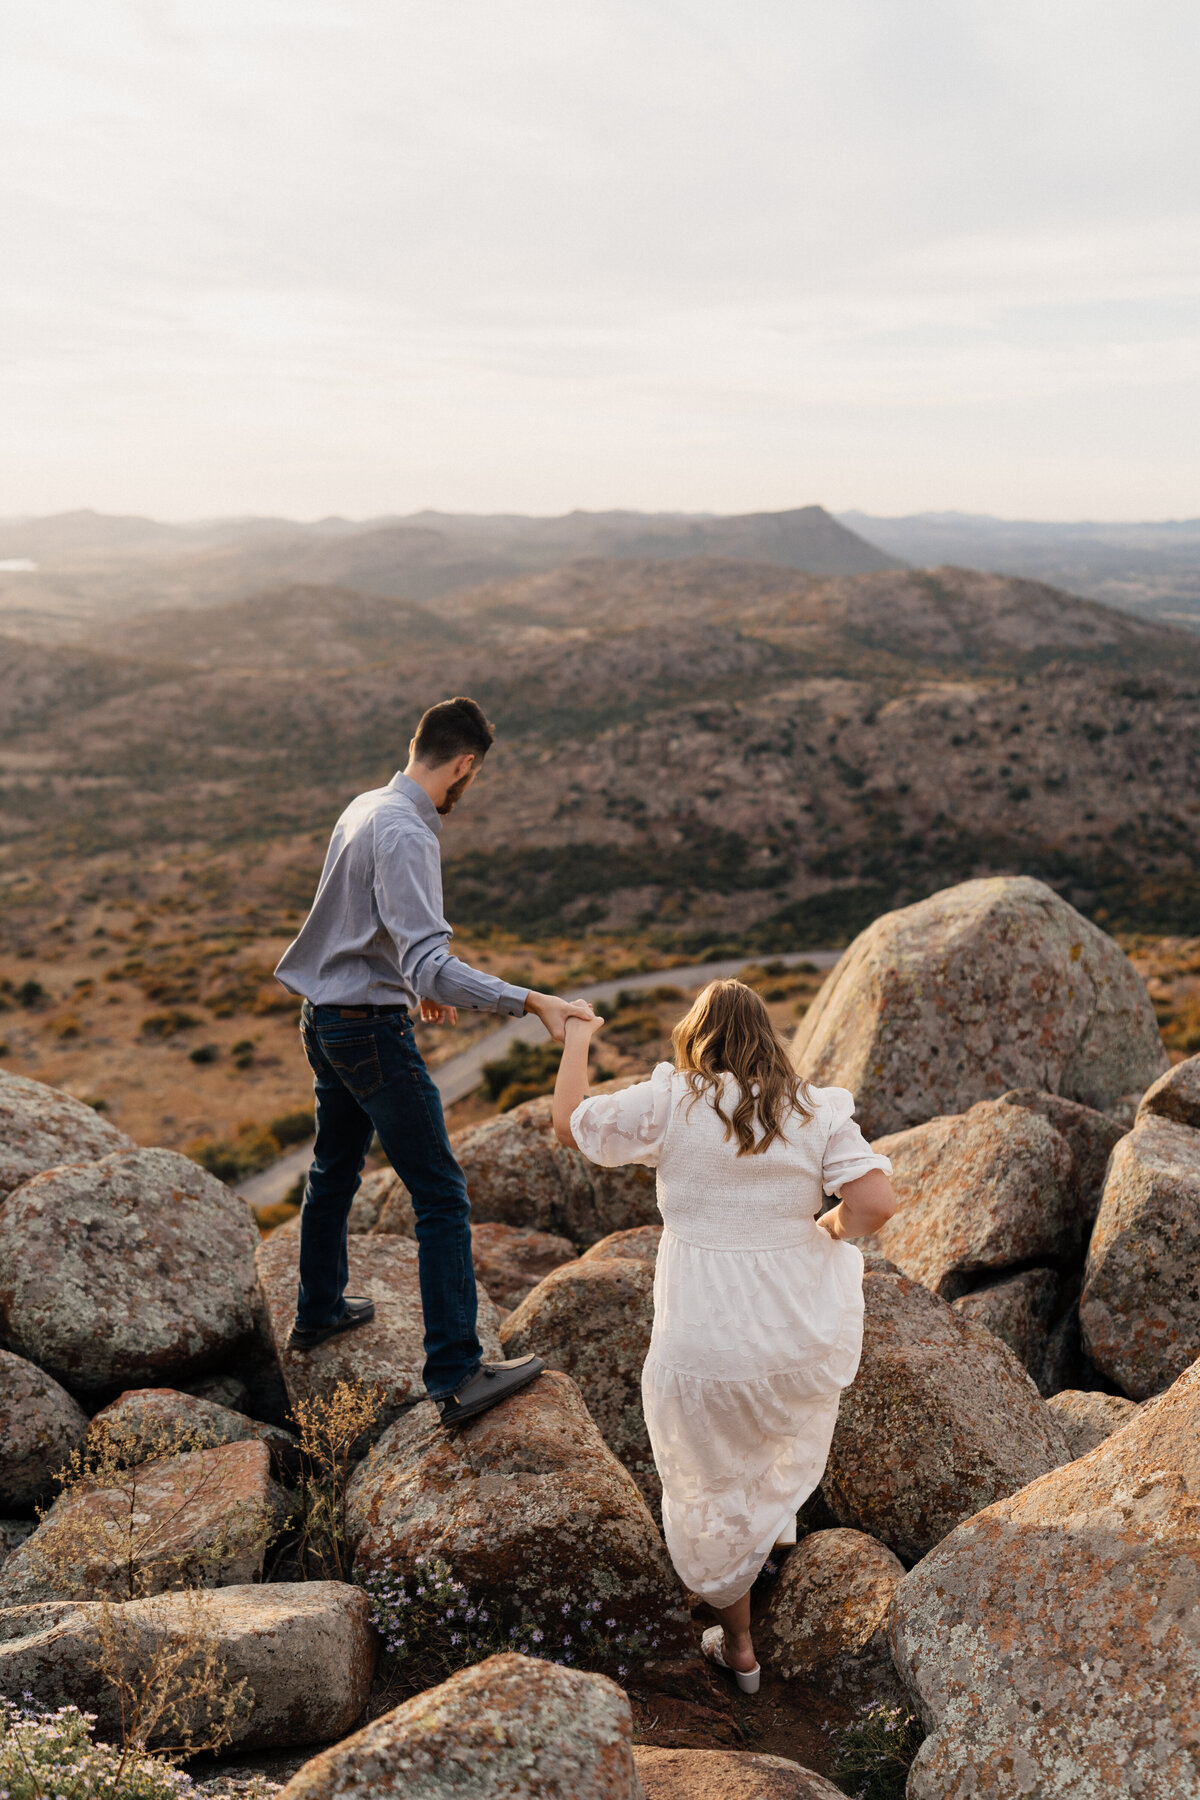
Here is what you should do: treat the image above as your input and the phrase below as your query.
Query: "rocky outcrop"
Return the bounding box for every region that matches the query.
[997,1088,1126,1220]
[275,1166,417,1241]
[87,1388,300,1480]
[453,1095,659,1246]
[1046,1388,1141,1459]
[581,1225,663,1264]
[257,1235,502,1430]
[0,1521,34,1569]
[792,878,1167,1138]
[272,1189,378,1241]
[758,1528,906,1703]
[1136,1051,1200,1130]
[469,1222,578,1310]
[500,1257,658,1506]
[277,1651,645,1800]
[953,1268,1060,1387]
[360,1166,416,1235]
[871,1100,1081,1299]
[0,1349,88,1511]
[347,1371,687,1647]
[0,1581,375,1750]
[0,1149,260,1395]
[634,1747,845,1799]
[821,1264,1070,1561]
[0,1070,134,1201]
[1080,1114,1200,1397]
[0,1439,274,1604]
[890,1355,1200,1798]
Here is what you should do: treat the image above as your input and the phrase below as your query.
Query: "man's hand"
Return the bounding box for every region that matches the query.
[420,999,459,1026]
[524,991,596,1043]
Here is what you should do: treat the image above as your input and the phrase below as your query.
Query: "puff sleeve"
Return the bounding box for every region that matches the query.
[820,1087,893,1196]
[570,1062,675,1169]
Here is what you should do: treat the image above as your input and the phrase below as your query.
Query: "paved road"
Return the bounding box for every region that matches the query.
[235,949,841,1209]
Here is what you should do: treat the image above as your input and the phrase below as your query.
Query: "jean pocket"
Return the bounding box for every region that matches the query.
[322,1034,385,1098]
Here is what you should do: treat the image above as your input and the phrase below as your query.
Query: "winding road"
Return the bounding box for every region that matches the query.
[235,949,841,1209]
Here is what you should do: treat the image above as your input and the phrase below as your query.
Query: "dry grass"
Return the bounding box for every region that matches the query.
[29,1416,276,1603]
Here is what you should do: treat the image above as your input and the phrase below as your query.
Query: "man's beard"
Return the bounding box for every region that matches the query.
[437,772,473,815]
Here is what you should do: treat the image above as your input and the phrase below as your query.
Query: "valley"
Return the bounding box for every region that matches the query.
[2,516,1199,1152]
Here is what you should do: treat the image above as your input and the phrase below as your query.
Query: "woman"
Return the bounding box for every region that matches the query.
[552,978,895,1692]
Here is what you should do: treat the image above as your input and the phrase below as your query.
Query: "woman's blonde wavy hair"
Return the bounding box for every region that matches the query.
[671,977,814,1156]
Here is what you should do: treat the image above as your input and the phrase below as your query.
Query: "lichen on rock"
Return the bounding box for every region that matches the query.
[890,1355,1200,1797]
[792,876,1167,1139]
[0,1148,260,1395]
[347,1370,687,1648]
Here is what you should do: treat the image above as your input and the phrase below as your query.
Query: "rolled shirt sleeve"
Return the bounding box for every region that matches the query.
[375,826,528,1017]
[821,1087,893,1196]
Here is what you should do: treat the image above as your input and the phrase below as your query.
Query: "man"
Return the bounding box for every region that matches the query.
[275,695,593,1425]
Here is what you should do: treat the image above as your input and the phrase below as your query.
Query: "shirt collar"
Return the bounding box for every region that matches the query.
[390,772,444,835]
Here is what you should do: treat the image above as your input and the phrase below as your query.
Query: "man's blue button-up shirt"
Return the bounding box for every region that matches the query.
[274,772,529,1016]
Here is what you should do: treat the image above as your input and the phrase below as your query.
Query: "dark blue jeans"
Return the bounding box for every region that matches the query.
[297,1001,482,1399]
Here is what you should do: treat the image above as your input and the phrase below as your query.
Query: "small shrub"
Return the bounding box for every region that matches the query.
[0,1696,278,1800]
[140,1010,200,1039]
[0,1041,10,1057]
[362,1554,666,1698]
[0,1697,191,1800]
[289,1381,385,1580]
[267,1107,315,1146]
[28,1415,276,1603]
[495,1079,549,1112]
[605,1010,661,1046]
[187,1123,280,1183]
[482,1039,560,1103]
[189,1044,219,1065]
[828,1700,926,1800]
[17,978,48,1008]
[253,1199,300,1235]
[230,1038,255,1070]
[251,989,301,1017]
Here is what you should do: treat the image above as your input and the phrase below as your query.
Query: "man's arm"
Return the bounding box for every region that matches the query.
[376,828,593,1037]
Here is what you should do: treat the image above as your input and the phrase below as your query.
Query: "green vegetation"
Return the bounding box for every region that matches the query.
[481,1040,563,1112]
[829,1701,926,1799]
[187,1107,313,1182]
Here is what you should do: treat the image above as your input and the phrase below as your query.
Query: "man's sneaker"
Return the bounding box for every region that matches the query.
[286,1297,376,1354]
[437,1354,544,1426]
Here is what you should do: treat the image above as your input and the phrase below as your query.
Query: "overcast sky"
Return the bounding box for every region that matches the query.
[4,1,1199,520]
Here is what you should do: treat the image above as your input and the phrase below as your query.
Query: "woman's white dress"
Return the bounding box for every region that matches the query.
[570,1065,891,1608]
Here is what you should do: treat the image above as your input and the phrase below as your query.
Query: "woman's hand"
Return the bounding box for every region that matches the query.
[564,1010,606,1041]
[552,1005,604,1147]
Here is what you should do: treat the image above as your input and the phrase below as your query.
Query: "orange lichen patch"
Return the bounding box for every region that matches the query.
[892,1356,1200,1797]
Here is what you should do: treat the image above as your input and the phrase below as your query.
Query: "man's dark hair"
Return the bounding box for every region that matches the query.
[412,696,495,767]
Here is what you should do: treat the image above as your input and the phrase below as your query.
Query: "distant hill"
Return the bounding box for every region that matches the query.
[839,511,1200,634]
[0,504,898,638]
[1,558,1198,952]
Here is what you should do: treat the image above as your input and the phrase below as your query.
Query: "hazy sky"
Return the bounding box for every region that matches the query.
[4,1,1199,520]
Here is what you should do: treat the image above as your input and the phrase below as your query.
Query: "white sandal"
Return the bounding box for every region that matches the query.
[701,1624,761,1694]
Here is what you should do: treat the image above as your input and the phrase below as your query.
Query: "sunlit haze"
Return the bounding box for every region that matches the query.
[4,1,1199,520]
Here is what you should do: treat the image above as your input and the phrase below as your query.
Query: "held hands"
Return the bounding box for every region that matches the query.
[524,992,598,1043]
[563,1008,606,1041]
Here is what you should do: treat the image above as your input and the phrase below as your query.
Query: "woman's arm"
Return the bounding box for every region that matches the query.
[552,1012,607,1147]
[818,1168,897,1241]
